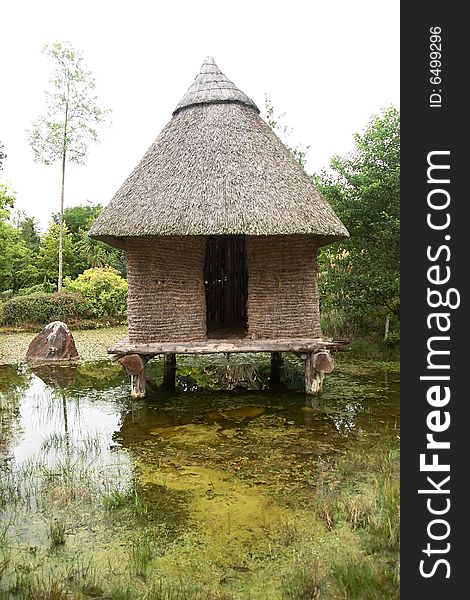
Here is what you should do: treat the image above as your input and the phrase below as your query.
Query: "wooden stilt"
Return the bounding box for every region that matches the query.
[130,371,147,399]
[304,353,323,395]
[270,352,283,389]
[118,353,147,398]
[304,350,335,395]
[163,353,176,389]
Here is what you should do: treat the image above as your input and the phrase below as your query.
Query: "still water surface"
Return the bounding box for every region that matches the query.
[0,357,399,597]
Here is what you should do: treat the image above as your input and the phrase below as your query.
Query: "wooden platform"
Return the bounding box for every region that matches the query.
[109,338,350,357]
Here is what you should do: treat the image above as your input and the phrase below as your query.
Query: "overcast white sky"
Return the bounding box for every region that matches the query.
[0,0,399,230]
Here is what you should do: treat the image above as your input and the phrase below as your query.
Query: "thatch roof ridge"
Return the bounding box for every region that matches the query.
[173,57,259,115]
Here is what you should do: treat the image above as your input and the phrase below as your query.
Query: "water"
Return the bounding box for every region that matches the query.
[0,357,400,598]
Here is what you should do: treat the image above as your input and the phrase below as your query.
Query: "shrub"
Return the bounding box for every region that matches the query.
[65,267,128,319]
[0,292,88,325]
[15,281,56,296]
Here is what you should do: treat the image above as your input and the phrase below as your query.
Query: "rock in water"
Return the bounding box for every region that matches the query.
[26,321,79,361]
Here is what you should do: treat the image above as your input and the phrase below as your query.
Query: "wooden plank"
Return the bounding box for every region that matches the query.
[108,337,350,357]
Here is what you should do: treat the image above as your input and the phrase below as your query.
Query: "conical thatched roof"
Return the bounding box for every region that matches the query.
[89,57,348,246]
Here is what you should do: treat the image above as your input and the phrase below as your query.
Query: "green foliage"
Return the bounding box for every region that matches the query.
[65,267,128,318]
[0,208,42,292]
[0,201,126,296]
[75,228,126,275]
[281,560,321,599]
[16,213,41,252]
[36,222,76,282]
[1,292,88,325]
[317,106,400,334]
[53,203,103,236]
[15,281,56,296]
[331,555,397,600]
[54,204,126,276]
[0,183,26,291]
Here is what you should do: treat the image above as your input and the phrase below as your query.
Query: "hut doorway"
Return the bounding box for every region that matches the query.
[204,236,248,338]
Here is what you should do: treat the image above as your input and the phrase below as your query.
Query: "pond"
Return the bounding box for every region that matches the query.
[0,356,399,599]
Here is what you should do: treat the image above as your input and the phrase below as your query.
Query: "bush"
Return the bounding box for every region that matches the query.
[1,292,89,325]
[15,281,56,296]
[64,267,128,319]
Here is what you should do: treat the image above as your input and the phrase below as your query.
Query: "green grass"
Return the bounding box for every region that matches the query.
[281,561,321,599]
[130,535,154,580]
[48,520,66,547]
[330,554,399,600]
[367,475,400,552]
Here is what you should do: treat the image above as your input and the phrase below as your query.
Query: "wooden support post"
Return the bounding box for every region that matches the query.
[118,353,147,399]
[304,351,335,396]
[270,352,283,389]
[163,353,176,389]
[130,371,147,399]
[304,353,324,396]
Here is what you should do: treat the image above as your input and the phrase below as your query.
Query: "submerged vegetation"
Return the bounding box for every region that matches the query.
[0,356,399,599]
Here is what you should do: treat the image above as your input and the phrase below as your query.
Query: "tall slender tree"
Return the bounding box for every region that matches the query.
[29,41,110,291]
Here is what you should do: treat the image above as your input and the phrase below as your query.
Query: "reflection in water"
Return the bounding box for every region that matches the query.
[0,360,400,473]
[9,375,127,467]
[0,359,400,597]
[0,365,133,522]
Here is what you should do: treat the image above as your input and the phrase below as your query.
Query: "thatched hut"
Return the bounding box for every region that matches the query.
[89,57,349,397]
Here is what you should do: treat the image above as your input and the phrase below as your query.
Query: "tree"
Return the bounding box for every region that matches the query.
[8,212,42,290]
[263,96,310,168]
[0,183,17,290]
[0,192,43,293]
[29,41,110,292]
[37,222,76,284]
[52,203,102,238]
[14,211,41,252]
[316,106,400,335]
[0,141,6,170]
[52,202,125,275]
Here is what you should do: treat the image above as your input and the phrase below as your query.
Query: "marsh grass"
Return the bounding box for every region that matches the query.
[281,560,321,600]
[330,554,398,600]
[103,487,135,511]
[130,534,154,580]
[9,574,68,600]
[40,432,68,453]
[48,520,66,547]
[276,519,299,547]
[102,482,149,519]
[345,496,372,530]
[367,475,400,552]
[5,561,102,600]
[0,541,11,579]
